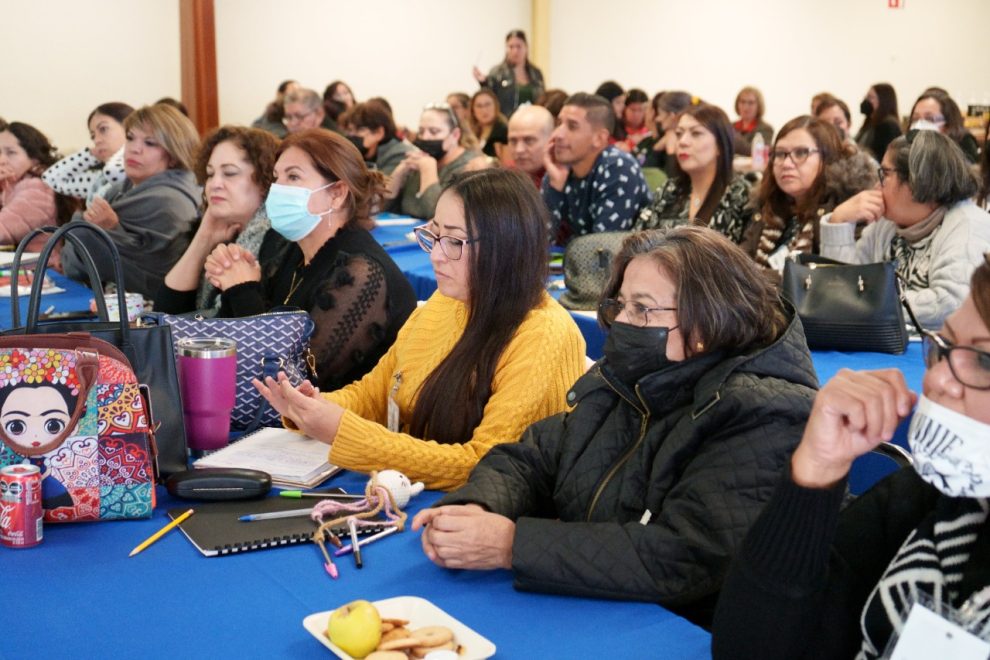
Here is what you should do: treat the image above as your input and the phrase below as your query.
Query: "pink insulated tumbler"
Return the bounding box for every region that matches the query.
[176,337,237,451]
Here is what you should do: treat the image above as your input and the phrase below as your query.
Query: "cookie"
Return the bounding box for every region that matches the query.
[366,652,409,660]
[377,636,422,651]
[410,640,456,658]
[411,626,455,647]
[380,627,412,644]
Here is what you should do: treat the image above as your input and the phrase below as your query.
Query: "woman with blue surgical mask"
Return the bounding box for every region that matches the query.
[712,257,990,659]
[205,128,416,391]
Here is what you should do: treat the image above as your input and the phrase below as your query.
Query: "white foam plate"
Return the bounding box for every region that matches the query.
[303,595,496,659]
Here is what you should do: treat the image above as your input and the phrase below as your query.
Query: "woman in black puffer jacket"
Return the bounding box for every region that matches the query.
[413,225,818,628]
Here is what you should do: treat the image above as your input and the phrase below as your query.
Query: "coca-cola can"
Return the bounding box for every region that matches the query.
[0,464,44,549]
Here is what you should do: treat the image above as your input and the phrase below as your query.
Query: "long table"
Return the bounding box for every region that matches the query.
[3,471,711,659]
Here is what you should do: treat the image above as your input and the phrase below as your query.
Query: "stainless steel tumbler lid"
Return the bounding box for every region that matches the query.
[175,337,237,358]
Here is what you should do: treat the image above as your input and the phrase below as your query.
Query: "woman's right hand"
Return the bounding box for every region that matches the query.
[204,243,260,290]
[472,66,486,84]
[252,372,343,443]
[198,207,243,246]
[829,190,885,224]
[790,368,916,489]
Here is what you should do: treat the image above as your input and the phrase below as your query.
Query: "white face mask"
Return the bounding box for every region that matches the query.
[908,118,944,133]
[908,394,990,497]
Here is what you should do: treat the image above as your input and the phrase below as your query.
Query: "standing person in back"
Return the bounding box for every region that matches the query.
[472,30,545,117]
[542,93,652,244]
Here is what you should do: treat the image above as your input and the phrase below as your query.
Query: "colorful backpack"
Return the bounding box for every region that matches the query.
[0,335,157,522]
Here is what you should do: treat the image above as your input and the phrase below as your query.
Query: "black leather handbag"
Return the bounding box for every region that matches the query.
[4,223,188,478]
[781,255,908,354]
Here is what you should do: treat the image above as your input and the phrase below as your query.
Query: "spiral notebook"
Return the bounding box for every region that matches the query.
[192,427,340,489]
[168,497,384,557]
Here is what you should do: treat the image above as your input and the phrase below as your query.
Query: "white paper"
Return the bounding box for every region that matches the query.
[890,602,990,660]
[193,427,339,487]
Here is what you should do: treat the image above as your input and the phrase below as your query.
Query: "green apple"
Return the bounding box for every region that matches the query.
[327,599,382,658]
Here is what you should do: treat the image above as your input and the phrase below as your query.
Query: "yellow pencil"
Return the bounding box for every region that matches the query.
[129,509,195,557]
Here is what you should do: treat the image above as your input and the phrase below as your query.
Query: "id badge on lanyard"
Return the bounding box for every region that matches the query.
[886,591,990,659]
[387,372,402,433]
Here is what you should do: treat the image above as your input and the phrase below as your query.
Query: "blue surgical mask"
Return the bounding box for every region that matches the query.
[265,182,334,241]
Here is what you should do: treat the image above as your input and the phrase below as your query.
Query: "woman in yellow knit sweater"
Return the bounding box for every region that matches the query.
[254,168,586,490]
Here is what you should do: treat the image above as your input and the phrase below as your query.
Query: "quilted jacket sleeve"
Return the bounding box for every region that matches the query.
[437,414,565,520]
[446,376,813,609]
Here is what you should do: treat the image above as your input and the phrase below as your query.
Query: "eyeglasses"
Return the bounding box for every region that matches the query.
[772,147,820,166]
[423,102,459,128]
[912,114,946,125]
[414,225,479,261]
[877,166,897,185]
[283,109,315,125]
[599,298,677,328]
[921,331,990,390]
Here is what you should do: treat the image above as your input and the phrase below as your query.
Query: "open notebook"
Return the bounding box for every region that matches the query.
[192,427,340,488]
[168,497,387,557]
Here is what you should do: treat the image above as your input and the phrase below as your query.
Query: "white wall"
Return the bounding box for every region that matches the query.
[4,0,988,155]
[0,0,181,153]
[215,0,531,132]
[550,0,990,138]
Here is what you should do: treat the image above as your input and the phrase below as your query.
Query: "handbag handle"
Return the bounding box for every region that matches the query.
[21,222,131,343]
[0,349,99,456]
[10,226,110,327]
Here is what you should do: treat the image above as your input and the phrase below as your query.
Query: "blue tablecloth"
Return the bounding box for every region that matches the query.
[0,269,96,331]
[3,471,711,659]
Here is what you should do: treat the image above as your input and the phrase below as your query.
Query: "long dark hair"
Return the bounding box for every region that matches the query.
[668,103,735,223]
[323,81,355,123]
[408,169,549,445]
[910,90,970,145]
[4,122,77,223]
[866,83,899,127]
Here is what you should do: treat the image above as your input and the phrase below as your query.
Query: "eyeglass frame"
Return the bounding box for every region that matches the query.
[283,108,317,125]
[413,224,480,261]
[599,297,678,328]
[877,165,897,185]
[901,292,990,390]
[771,147,821,166]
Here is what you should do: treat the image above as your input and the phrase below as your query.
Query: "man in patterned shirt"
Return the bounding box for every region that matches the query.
[541,93,651,244]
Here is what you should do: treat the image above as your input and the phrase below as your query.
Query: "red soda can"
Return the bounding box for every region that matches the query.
[0,464,44,548]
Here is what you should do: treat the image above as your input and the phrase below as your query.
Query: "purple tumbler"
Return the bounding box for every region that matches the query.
[176,337,237,451]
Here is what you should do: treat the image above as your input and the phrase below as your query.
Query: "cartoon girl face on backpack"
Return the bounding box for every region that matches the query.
[0,350,81,456]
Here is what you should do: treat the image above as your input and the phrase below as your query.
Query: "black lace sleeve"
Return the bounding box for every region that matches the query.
[307,254,391,391]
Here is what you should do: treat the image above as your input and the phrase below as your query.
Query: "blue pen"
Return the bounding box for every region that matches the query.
[238,507,312,522]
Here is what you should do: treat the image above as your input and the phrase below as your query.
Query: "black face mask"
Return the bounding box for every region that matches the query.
[413,138,447,160]
[603,321,677,385]
[345,134,370,160]
[860,99,873,117]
